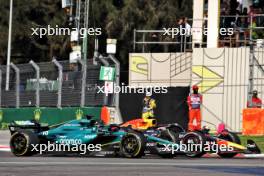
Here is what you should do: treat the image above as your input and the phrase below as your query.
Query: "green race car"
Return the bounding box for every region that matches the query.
[8,116,181,158]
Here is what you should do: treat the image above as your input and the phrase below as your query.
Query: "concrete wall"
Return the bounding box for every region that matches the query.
[192,48,250,131]
[129,48,257,132]
[129,53,191,87]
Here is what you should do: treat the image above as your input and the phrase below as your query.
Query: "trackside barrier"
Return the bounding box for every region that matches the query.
[242,108,264,135]
[0,107,102,126]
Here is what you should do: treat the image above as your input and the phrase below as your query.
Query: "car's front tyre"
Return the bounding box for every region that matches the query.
[182,131,206,158]
[120,131,146,158]
[10,130,39,156]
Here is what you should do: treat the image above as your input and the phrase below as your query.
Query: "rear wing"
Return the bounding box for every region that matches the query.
[8,120,49,134]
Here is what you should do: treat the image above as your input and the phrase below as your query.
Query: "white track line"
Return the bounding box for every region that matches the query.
[243,154,264,158]
[0,148,10,152]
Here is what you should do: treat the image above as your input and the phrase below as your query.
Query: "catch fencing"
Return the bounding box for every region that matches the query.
[0,60,105,108]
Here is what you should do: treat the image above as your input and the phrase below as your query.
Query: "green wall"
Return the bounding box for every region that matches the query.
[0,107,102,126]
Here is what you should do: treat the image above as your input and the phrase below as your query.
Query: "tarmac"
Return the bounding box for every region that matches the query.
[0,130,263,176]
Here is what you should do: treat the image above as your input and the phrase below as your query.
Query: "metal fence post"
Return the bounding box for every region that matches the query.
[133,29,136,52]
[10,63,20,108]
[250,15,253,42]
[52,59,63,108]
[180,35,183,52]
[109,54,120,108]
[142,33,145,52]
[29,60,40,107]
[78,59,87,107]
[248,44,254,100]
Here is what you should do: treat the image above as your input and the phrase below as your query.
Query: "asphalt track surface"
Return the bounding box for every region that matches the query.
[0,151,263,176]
[1,131,264,176]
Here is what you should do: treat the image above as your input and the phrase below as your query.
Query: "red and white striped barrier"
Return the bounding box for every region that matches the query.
[0,145,10,152]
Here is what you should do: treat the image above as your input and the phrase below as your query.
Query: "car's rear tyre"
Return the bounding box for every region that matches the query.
[120,131,146,158]
[217,131,241,158]
[182,131,206,158]
[10,130,39,156]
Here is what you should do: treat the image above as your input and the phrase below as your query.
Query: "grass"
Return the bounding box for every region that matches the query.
[0,123,9,130]
[239,135,264,153]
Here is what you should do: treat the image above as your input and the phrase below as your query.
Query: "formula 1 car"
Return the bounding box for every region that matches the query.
[8,116,180,158]
[174,126,261,158]
[121,117,261,158]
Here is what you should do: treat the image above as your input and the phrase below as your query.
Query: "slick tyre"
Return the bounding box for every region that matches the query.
[10,130,39,156]
[120,131,146,158]
[182,131,206,158]
[217,131,241,158]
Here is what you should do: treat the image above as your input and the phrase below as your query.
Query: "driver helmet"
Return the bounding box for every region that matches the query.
[146,91,152,97]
